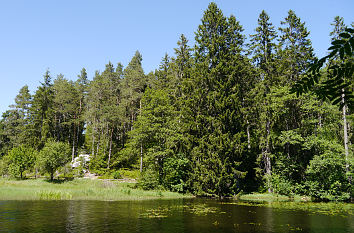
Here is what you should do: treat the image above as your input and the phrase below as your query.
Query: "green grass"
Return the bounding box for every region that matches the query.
[239,193,311,202]
[0,178,193,201]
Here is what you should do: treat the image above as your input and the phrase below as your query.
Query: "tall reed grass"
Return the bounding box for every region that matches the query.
[0,178,191,201]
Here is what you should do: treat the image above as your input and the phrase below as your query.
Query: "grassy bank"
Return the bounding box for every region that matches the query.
[0,178,192,201]
[239,193,311,202]
[235,193,353,216]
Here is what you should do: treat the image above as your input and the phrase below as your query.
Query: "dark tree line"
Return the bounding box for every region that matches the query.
[0,3,352,200]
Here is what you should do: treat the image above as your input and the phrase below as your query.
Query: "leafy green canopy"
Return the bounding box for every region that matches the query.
[38,140,70,181]
[5,145,35,179]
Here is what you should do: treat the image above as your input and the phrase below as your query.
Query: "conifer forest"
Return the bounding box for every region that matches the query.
[1,3,353,201]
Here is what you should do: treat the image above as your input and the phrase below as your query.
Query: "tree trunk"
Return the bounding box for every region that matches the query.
[97,127,104,156]
[264,119,272,193]
[91,133,95,156]
[139,99,143,173]
[140,143,143,173]
[247,119,251,149]
[77,98,82,150]
[131,113,134,131]
[50,172,54,181]
[91,124,96,156]
[72,121,76,162]
[107,128,113,169]
[104,123,109,156]
[342,90,350,184]
[76,122,80,155]
[96,140,100,156]
[96,129,101,156]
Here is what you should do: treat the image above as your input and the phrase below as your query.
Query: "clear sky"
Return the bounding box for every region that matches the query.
[0,0,353,115]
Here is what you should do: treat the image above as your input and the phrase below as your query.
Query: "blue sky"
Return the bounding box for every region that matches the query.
[0,0,353,115]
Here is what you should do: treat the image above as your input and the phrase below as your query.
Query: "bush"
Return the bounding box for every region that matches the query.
[98,172,112,179]
[0,158,9,177]
[60,163,74,178]
[138,169,159,190]
[73,167,85,178]
[58,172,74,179]
[163,156,190,193]
[304,152,351,201]
[271,173,294,196]
[118,169,140,179]
[112,171,122,179]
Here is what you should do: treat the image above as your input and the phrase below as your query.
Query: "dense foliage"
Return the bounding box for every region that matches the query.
[0,3,352,200]
[38,140,71,181]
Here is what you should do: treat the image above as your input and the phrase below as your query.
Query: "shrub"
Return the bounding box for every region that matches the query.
[138,169,159,190]
[112,171,122,179]
[163,156,190,192]
[304,152,351,201]
[271,173,294,196]
[98,172,112,179]
[118,169,140,179]
[0,158,9,177]
[60,163,74,178]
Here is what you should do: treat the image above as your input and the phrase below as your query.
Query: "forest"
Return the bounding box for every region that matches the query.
[0,3,353,201]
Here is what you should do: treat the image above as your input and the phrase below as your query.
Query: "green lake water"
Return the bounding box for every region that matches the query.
[0,199,352,232]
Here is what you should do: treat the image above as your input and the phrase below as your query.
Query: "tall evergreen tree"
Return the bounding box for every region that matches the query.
[118,52,146,170]
[0,117,10,156]
[173,34,192,95]
[155,53,172,90]
[1,86,33,148]
[330,16,346,41]
[183,3,253,196]
[85,67,111,169]
[278,10,314,84]
[30,70,55,148]
[74,68,89,155]
[248,10,278,192]
[120,51,146,132]
[52,74,80,160]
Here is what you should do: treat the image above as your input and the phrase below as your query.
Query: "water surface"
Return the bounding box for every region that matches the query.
[0,199,352,232]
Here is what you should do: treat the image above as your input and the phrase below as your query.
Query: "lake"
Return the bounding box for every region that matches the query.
[0,199,353,232]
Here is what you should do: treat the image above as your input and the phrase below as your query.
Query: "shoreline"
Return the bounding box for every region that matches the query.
[0,178,352,204]
[0,178,193,201]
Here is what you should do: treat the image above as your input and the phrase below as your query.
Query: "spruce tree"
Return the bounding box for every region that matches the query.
[272,11,317,190]
[330,16,346,41]
[184,3,252,196]
[173,34,191,94]
[248,10,277,192]
[1,86,33,147]
[30,70,55,148]
[278,10,314,84]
